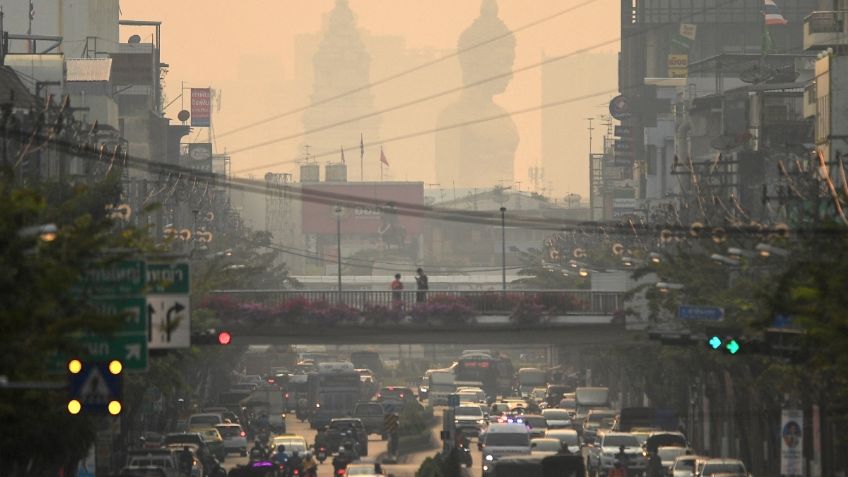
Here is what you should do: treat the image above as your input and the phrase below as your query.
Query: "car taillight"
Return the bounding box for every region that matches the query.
[285,393,290,399]
[337,470,345,476]
[400,393,405,398]
[293,470,299,476]
[240,431,246,437]
[376,393,381,398]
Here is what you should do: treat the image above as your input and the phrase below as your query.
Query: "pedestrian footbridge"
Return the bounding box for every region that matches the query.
[204,290,643,345]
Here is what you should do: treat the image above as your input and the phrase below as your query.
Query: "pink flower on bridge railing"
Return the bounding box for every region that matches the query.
[410,295,477,325]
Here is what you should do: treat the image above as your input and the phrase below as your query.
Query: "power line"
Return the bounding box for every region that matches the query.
[232,88,617,172]
[225,0,744,161]
[214,0,603,140]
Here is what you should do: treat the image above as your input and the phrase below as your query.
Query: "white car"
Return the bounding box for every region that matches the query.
[695,458,748,476]
[543,428,580,454]
[345,462,385,476]
[672,454,701,477]
[657,446,689,473]
[215,423,248,456]
[587,432,647,475]
[530,437,562,456]
[541,409,572,429]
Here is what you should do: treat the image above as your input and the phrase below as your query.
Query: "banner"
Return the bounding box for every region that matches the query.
[191,88,211,127]
[781,409,803,477]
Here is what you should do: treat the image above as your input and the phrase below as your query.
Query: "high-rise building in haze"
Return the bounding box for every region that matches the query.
[541,52,618,200]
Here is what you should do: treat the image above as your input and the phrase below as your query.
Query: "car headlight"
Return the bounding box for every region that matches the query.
[483,465,490,472]
[476,420,486,425]
[485,454,494,462]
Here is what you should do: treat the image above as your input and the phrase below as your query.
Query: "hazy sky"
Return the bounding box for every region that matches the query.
[121,0,619,196]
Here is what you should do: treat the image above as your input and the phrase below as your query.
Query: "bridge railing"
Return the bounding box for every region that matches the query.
[207,290,623,316]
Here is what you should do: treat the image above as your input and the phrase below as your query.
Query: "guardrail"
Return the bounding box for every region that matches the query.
[208,290,623,315]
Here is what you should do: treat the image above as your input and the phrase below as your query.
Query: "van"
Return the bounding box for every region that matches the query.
[187,413,223,430]
[480,423,531,476]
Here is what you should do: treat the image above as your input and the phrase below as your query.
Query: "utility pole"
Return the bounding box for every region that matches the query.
[334,205,343,293]
[500,207,507,292]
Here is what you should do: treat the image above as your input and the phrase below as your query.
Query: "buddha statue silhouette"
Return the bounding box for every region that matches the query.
[435,0,519,188]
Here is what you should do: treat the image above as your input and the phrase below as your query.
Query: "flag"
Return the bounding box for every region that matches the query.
[340,146,346,164]
[380,147,389,167]
[360,134,364,159]
[764,0,788,26]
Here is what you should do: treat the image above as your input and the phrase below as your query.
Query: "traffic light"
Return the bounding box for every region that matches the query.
[706,336,741,354]
[67,359,123,415]
[192,329,232,345]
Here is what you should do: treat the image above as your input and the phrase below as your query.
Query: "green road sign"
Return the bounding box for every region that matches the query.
[54,334,148,371]
[77,260,146,297]
[90,297,147,334]
[146,262,190,294]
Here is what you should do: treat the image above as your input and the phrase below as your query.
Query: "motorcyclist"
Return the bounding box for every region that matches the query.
[614,445,629,477]
[302,451,318,477]
[273,444,289,464]
[179,446,193,476]
[332,446,353,475]
[287,450,304,475]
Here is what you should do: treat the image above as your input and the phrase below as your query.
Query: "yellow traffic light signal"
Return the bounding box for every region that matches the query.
[108,360,123,375]
[68,359,83,374]
[68,399,82,415]
[108,400,122,415]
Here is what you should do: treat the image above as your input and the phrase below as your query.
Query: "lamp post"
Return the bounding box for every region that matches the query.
[334,205,344,293]
[500,206,507,292]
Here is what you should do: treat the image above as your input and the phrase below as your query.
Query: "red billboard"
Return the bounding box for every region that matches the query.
[301,182,424,238]
[191,88,211,127]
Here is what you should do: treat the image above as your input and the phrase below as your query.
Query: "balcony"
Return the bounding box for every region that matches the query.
[804,11,848,51]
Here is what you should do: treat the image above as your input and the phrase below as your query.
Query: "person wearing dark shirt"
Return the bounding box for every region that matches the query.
[415,268,429,302]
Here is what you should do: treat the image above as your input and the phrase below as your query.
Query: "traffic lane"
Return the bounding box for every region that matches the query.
[223,417,390,473]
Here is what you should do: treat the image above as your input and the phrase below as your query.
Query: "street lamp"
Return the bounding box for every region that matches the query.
[755,243,790,258]
[334,205,344,293]
[500,207,507,292]
[649,252,662,264]
[656,281,684,293]
[17,223,58,242]
[710,253,740,267]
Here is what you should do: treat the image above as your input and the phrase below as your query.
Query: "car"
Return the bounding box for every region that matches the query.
[672,455,701,477]
[201,406,240,424]
[118,466,168,477]
[695,458,748,477]
[530,437,562,456]
[582,409,617,442]
[271,434,309,455]
[521,414,548,439]
[161,444,203,477]
[543,428,581,454]
[315,418,369,457]
[215,423,247,456]
[541,409,573,429]
[195,428,227,462]
[586,432,647,476]
[530,387,547,403]
[490,402,511,415]
[479,422,532,476]
[345,461,385,476]
[375,386,415,410]
[656,445,689,473]
[125,450,180,477]
[454,404,487,437]
[545,385,570,408]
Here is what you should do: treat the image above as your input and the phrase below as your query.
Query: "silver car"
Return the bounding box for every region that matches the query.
[215,423,248,456]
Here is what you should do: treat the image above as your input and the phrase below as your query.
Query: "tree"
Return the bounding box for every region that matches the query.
[0,174,155,476]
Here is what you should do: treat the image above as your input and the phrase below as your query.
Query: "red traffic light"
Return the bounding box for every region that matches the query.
[217,331,232,345]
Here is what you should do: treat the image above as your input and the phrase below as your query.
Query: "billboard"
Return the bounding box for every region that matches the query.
[191,88,211,127]
[781,409,803,477]
[183,143,213,173]
[301,182,424,240]
[110,53,154,85]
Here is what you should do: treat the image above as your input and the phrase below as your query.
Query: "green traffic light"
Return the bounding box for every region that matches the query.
[726,339,740,354]
[708,336,722,349]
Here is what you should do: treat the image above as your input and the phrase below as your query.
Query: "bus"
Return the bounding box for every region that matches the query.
[306,362,362,429]
[454,353,514,398]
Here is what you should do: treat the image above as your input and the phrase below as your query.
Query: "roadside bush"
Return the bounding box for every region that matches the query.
[410,295,477,325]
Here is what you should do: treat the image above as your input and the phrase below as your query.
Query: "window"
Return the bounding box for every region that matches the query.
[485,433,530,447]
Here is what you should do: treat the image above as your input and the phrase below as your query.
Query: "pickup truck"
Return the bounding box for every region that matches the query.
[314,418,369,457]
[352,402,389,439]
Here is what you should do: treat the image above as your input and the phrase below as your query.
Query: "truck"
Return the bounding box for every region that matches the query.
[424,368,456,405]
[240,385,287,434]
[352,401,389,439]
[574,386,610,421]
[306,361,362,429]
[516,368,547,398]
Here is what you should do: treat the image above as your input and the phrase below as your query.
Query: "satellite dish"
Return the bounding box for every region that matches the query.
[128,34,142,44]
[710,134,739,151]
[739,63,776,84]
[177,110,190,122]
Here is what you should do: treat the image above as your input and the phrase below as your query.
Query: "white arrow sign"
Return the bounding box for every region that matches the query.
[147,295,191,349]
[126,344,141,361]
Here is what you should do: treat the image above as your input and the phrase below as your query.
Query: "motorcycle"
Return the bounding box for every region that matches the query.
[315,445,328,463]
[458,443,473,468]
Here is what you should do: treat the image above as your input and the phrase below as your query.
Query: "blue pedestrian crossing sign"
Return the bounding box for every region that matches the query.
[69,361,123,414]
